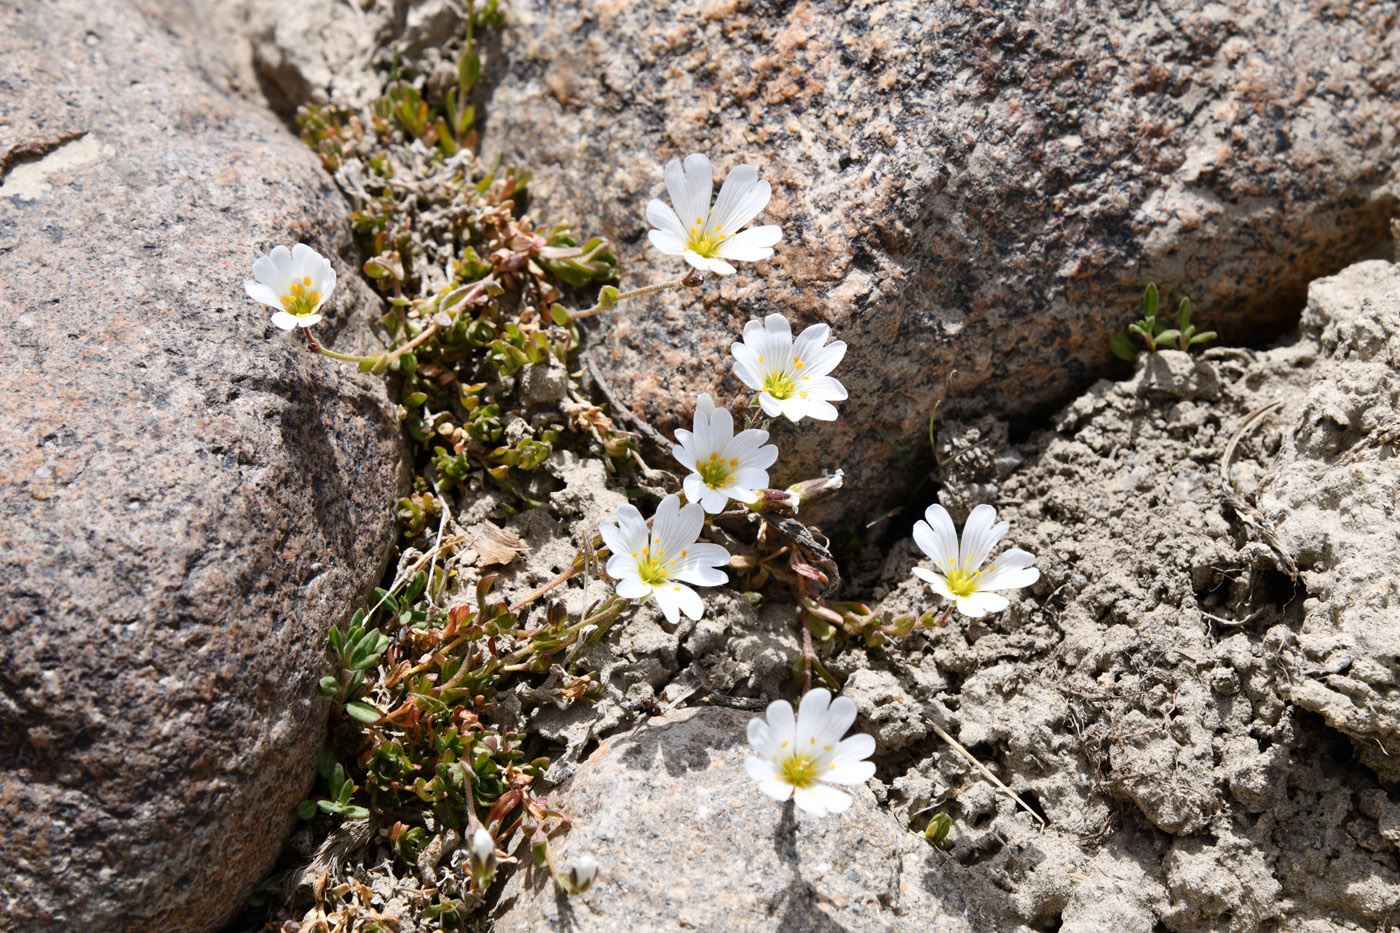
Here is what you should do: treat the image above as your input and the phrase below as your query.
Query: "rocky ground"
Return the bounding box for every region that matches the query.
[284,260,1400,932]
[5,2,1397,931]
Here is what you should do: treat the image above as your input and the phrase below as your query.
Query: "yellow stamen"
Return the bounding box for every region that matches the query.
[778,753,819,789]
[945,569,979,598]
[762,370,796,400]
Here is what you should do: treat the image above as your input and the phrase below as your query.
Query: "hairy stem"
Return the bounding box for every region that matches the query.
[571,279,685,322]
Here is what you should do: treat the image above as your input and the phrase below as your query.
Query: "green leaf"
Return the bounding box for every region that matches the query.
[1189,330,1218,346]
[1141,282,1159,322]
[297,799,317,821]
[1177,297,1191,331]
[550,303,571,326]
[342,805,371,820]
[1154,328,1181,345]
[458,47,481,95]
[317,676,340,697]
[1109,333,1138,362]
[405,571,427,604]
[346,701,382,724]
[597,285,620,309]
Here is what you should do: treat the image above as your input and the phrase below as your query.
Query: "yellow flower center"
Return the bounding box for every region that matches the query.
[945,567,981,598]
[698,452,737,490]
[686,218,728,258]
[762,370,796,400]
[636,545,672,585]
[280,277,321,317]
[778,752,819,789]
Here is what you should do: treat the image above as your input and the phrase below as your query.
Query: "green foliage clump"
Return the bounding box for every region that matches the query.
[1111,282,1218,361]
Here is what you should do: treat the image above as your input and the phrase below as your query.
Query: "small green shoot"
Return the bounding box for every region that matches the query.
[1112,283,1217,361]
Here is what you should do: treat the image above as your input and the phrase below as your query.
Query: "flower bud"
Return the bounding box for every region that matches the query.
[469,827,498,887]
[561,854,598,895]
[788,470,844,507]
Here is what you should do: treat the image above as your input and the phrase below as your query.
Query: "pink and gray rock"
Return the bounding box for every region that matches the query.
[0,1,405,930]
[492,706,1024,932]
[475,0,1400,523]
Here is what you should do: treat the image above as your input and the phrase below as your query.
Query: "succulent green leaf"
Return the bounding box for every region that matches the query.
[1109,333,1138,362]
[346,701,382,724]
[1142,282,1159,321]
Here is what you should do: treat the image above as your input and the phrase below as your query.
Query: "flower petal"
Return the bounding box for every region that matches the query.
[757,777,796,802]
[684,250,736,275]
[797,374,847,401]
[913,505,959,566]
[269,310,300,330]
[615,576,651,600]
[681,473,706,507]
[251,255,285,290]
[958,504,1009,571]
[824,758,877,785]
[765,699,796,751]
[646,198,688,241]
[614,503,650,552]
[811,695,857,751]
[664,155,712,234]
[793,783,851,817]
[794,689,833,747]
[269,244,294,278]
[245,281,283,310]
[649,583,685,624]
[715,225,780,261]
[597,522,631,559]
[801,340,847,378]
[710,167,771,233]
[745,753,776,781]
[980,548,1040,592]
[648,228,686,256]
[747,719,776,757]
[956,590,1010,619]
[698,486,729,514]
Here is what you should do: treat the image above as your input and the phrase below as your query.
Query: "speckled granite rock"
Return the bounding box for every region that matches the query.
[468,0,1400,523]
[492,707,1023,932]
[0,1,405,930]
[1255,260,1400,781]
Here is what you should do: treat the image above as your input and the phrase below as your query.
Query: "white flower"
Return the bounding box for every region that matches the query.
[245,243,336,330]
[911,503,1039,619]
[745,689,876,817]
[645,153,782,275]
[672,393,780,514]
[562,854,598,895]
[468,827,497,886]
[731,313,847,422]
[598,494,730,624]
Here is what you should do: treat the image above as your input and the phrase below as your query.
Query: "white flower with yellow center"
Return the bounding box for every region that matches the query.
[245,243,336,330]
[598,494,730,624]
[911,503,1039,619]
[745,689,876,817]
[646,153,782,275]
[731,313,847,422]
[672,393,779,514]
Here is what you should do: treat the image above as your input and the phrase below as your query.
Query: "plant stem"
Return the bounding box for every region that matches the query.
[571,279,685,322]
[801,613,815,693]
[301,328,382,365]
